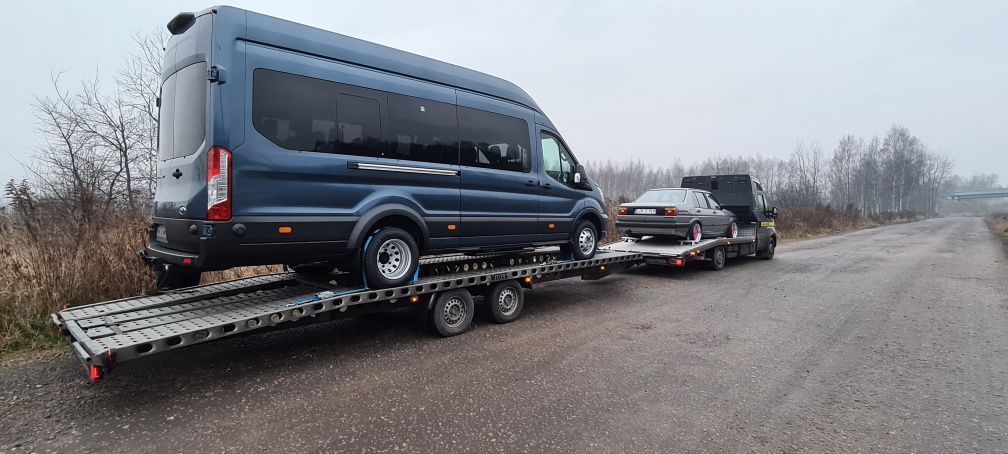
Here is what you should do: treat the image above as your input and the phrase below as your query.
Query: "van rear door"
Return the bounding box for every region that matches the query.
[152,12,213,253]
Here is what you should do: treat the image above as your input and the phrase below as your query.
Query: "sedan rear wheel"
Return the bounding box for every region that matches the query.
[686,222,702,242]
[727,221,738,239]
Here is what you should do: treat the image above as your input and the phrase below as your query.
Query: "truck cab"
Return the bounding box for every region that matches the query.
[680,174,778,258]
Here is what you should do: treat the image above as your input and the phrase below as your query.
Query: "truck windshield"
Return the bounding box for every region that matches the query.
[158,61,207,160]
[635,189,687,203]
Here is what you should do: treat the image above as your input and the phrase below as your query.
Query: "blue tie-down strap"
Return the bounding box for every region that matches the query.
[285,288,363,308]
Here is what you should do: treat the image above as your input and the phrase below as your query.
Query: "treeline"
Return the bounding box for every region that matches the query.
[587,125,999,215]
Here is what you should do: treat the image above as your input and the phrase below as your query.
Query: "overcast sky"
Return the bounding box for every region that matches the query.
[0,1,1005,184]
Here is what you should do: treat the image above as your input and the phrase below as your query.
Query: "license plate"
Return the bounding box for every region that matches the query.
[635,208,657,215]
[156,225,168,244]
[645,257,669,265]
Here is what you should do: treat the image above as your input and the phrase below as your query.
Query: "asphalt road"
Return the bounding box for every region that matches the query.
[2,216,1007,453]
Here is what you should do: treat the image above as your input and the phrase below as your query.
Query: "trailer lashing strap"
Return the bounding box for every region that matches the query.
[58,274,294,321]
[65,251,644,366]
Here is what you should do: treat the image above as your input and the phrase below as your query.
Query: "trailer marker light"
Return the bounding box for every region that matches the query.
[88,365,103,381]
[523,276,533,284]
[409,296,420,304]
[182,257,193,265]
[599,265,606,272]
[278,226,292,234]
[448,224,457,231]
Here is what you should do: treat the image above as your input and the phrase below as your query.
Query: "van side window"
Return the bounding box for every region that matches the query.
[459,107,530,173]
[540,133,575,185]
[388,93,458,165]
[335,94,382,157]
[253,69,342,153]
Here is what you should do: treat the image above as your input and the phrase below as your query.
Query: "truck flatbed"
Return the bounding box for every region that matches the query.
[52,250,643,380]
[605,224,758,267]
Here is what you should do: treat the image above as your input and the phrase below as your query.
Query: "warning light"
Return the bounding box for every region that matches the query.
[278,226,292,234]
[671,258,684,267]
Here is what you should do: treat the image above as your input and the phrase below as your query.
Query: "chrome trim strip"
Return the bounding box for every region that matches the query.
[352,162,459,176]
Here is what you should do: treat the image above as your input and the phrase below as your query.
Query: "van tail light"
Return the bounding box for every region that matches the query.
[617,206,628,216]
[664,207,679,216]
[207,146,232,221]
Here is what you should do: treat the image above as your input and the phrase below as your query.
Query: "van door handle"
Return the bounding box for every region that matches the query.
[525,180,536,187]
[541,183,552,190]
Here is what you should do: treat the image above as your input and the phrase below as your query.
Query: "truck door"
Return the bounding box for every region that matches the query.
[537,130,582,241]
[755,193,773,247]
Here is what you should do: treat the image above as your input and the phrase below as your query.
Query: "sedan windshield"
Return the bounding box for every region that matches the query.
[635,189,687,203]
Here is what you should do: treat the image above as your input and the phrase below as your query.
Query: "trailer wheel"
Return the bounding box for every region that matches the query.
[709,246,726,271]
[430,289,475,337]
[686,222,702,241]
[759,237,776,260]
[485,281,524,324]
[363,227,419,289]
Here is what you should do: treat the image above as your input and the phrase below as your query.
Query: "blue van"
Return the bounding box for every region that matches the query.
[145,6,607,289]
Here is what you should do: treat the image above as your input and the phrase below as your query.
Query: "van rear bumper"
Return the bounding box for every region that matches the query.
[144,216,357,270]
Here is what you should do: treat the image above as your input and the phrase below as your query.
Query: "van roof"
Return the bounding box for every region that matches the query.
[195,6,544,114]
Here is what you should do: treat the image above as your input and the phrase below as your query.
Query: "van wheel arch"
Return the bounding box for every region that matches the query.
[350,206,429,252]
[575,210,605,238]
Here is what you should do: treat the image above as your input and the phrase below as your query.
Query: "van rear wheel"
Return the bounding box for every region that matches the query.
[563,220,598,260]
[362,227,419,289]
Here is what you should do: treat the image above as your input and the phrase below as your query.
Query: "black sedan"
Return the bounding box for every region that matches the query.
[616,188,737,241]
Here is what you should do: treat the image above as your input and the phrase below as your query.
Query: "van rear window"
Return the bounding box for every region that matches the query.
[158,62,207,160]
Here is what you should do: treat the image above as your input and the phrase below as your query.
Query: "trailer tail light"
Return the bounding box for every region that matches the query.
[617,206,628,216]
[670,258,684,267]
[207,146,232,221]
[663,207,679,216]
[88,365,103,381]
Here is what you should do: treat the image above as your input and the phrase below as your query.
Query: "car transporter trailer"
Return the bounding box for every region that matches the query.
[52,226,764,381]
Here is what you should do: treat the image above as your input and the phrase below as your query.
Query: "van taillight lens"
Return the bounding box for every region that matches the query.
[207,146,232,221]
[664,207,678,216]
[617,206,628,216]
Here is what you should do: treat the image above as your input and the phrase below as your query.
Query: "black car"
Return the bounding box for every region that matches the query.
[616,188,737,241]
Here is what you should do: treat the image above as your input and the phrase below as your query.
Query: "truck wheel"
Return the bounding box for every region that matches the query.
[363,227,419,289]
[485,281,524,324]
[563,220,598,260]
[726,221,738,238]
[686,222,702,241]
[709,246,726,271]
[430,289,474,336]
[759,237,776,260]
[156,264,202,290]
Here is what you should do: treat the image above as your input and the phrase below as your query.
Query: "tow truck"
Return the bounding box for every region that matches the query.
[51,174,777,381]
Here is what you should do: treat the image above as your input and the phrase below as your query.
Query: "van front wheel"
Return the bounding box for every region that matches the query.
[563,220,598,260]
[363,227,419,289]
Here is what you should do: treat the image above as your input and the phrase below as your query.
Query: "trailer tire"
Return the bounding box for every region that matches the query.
[363,227,419,289]
[759,237,776,260]
[686,222,702,241]
[563,220,598,260]
[430,289,475,337]
[485,281,524,324]
[709,246,726,271]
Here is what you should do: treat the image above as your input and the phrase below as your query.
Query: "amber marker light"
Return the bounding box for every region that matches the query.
[278,226,292,234]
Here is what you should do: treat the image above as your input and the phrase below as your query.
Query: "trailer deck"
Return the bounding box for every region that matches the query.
[605,224,758,266]
[53,250,644,380]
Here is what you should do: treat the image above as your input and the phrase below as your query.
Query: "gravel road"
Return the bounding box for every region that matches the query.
[2,216,1006,453]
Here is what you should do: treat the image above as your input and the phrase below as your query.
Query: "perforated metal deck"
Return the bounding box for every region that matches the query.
[53,250,644,376]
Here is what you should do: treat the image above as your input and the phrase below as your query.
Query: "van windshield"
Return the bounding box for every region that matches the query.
[635,189,687,203]
[158,61,207,160]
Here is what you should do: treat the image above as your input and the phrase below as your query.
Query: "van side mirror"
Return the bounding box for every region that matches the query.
[574,164,587,187]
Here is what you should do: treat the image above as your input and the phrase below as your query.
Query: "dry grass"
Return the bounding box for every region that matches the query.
[775,207,921,239]
[0,213,277,354]
[984,214,1008,251]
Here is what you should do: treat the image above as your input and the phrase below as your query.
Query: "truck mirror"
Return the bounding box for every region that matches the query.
[771,207,779,218]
